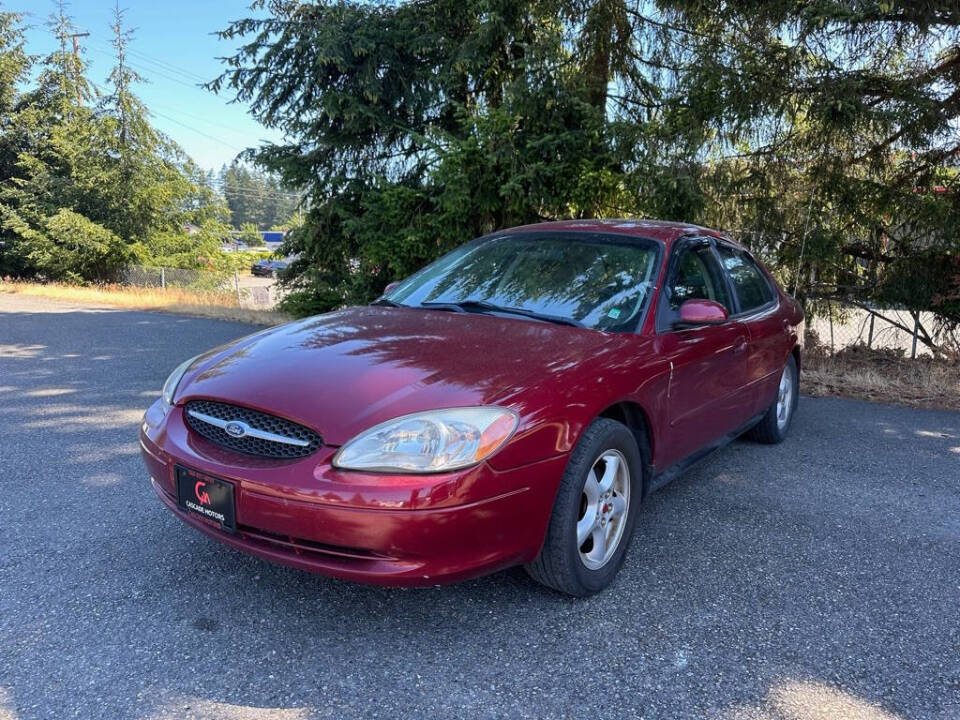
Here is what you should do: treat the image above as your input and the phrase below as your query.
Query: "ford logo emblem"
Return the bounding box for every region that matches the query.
[224,421,248,438]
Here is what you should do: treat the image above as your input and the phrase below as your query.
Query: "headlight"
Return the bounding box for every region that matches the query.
[333,407,519,473]
[160,355,198,411]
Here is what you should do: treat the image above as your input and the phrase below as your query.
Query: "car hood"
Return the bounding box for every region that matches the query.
[176,305,627,445]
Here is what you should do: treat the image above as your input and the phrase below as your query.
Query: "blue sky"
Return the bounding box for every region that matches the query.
[18,1,283,171]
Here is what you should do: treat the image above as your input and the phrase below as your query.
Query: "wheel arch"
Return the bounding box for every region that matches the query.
[598,400,655,496]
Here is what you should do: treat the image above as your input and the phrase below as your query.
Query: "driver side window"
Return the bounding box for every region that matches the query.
[667,245,732,313]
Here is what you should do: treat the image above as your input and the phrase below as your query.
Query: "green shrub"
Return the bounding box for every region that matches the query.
[7,208,132,283]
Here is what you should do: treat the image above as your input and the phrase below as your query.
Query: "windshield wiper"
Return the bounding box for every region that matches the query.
[419,300,584,328]
[370,298,402,307]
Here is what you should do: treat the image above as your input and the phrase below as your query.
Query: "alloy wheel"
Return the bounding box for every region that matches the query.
[577,449,630,570]
[776,364,793,431]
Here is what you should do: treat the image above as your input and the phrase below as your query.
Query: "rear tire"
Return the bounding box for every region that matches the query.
[746,354,798,444]
[525,418,644,597]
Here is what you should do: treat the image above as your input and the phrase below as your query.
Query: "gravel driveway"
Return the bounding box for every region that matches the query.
[1,294,958,720]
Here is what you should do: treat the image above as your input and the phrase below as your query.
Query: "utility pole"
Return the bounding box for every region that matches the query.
[65,31,89,105]
[69,31,89,57]
[52,0,89,107]
[53,28,89,106]
[57,30,89,58]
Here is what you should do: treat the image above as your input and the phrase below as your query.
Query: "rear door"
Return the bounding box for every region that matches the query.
[652,238,752,468]
[714,242,783,415]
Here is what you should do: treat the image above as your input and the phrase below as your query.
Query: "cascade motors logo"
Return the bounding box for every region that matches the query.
[194,481,211,506]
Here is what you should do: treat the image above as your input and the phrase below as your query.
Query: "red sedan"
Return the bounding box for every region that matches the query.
[140,220,803,595]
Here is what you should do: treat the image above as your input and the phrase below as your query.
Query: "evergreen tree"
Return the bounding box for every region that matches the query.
[0,8,30,183]
[95,3,226,250]
[0,4,123,280]
[648,0,960,331]
[219,161,298,229]
[214,0,639,313]
[0,2,228,281]
[215,0,958,334]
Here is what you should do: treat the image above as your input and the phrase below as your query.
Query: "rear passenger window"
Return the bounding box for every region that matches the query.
[668,245,732,313]
[715,245,774,312]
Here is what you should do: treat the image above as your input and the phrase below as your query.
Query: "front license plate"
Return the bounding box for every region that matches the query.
[176,466,236,532]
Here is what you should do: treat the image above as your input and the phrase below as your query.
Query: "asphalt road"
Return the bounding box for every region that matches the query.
[1,294,958,720]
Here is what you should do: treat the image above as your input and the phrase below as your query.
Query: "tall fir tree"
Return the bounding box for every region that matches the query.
[0,2,229,281]
[214,0,958,336]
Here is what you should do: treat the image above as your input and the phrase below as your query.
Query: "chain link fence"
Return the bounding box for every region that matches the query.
[806,299,957,359]
[120,265,279,309]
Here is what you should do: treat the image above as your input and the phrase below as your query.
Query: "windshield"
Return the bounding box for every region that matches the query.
[385,232,661,331]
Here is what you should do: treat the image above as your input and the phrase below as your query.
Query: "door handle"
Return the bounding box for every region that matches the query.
[732,337,748,355]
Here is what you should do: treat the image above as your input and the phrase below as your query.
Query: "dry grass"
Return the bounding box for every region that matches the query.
[0,280,290,326]
[803,344,960,410]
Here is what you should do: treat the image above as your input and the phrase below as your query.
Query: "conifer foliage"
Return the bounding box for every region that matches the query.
[214,0,958,334]
[0,4,227,282]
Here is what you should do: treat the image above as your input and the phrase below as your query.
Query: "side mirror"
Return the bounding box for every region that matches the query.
[675,299,728,328]
[383,281,400,294]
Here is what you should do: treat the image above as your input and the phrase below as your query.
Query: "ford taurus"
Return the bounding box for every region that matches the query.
[140,219,803,596]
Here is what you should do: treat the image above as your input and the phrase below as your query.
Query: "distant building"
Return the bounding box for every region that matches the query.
[225,229,287,248]
[227,230,286,242]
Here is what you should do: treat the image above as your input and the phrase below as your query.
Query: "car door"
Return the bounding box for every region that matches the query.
[714,242,784,416]
[652,238,753,468]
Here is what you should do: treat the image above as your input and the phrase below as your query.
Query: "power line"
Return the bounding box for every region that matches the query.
[146,101,264,141]
[205,182,303,201]
[90,44,279,147]
[94,40,212,84]
[89,80,301,200]
[199,175,304,200]
[90,46,208,92]
[125,58,206,92]
[89,77,242,149]
[83,38,300,181]
[94,74,271,143]
[149,109,246,151]
[124,47,210,84]
[216,188,302,202]
[204,174,301,193]
[216,185,302,198]
[89,77,246,154]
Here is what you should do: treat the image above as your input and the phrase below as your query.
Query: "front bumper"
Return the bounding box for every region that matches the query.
[140,401,566,586]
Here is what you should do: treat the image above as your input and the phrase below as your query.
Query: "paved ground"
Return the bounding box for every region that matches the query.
[1,294,958,720]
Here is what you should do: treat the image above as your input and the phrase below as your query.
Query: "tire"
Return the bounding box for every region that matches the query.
[746,354,798,444]
[525,418,644,597]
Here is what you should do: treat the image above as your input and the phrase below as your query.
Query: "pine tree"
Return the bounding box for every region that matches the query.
[219,161,298,229]
[214,0,958,332]
[0,2,229,281]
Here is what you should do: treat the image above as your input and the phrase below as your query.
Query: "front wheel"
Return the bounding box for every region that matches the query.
[525,418,644,596]
[746,354,798,444]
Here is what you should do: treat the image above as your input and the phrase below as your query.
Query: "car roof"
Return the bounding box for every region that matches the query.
[497,219,732,248]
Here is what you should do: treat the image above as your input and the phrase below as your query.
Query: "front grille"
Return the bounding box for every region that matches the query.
[184,400,322,459]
